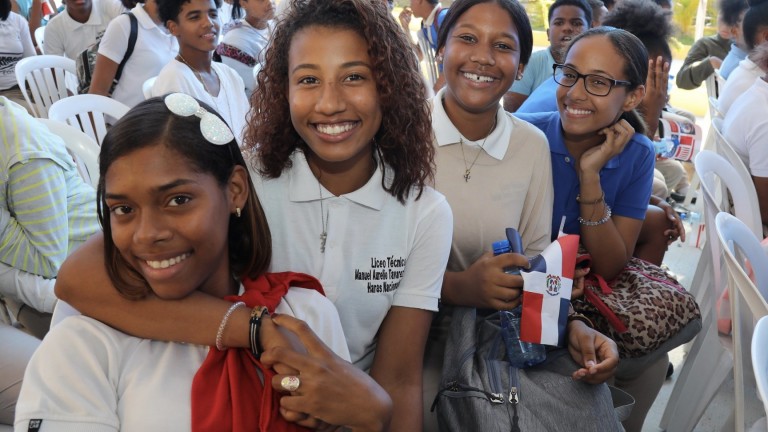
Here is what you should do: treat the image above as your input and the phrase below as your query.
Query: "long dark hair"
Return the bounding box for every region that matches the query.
[564,27,649,135]
[97,96,271,299]
[246,0,434,204]
[1,0,11,21]
[744,0,768,49]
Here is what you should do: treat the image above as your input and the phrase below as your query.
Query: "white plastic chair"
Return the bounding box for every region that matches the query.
[753,316,768,431]
[34,26,45,54]
[15,55,77,118]
[48,94,129,145]
[661,151,763,432]
[717,212,768,432]
[142,76,156,100]
[37,118,101,188]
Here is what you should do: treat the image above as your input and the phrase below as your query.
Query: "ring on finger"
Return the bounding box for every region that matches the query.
[280,375,301,392]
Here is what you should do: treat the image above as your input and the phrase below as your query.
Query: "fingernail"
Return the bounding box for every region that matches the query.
[586,360,596,367]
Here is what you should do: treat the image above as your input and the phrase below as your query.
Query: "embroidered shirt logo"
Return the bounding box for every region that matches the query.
[545,274,561,296]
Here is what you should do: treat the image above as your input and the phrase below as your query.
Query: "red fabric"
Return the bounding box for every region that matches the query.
[191,272,324,432]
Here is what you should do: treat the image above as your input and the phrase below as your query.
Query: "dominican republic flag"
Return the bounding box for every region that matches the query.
[519,234,580,347]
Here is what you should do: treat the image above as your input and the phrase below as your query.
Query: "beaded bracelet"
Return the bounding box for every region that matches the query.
[567,311,595,329]
[249,305,270,359]
[578,204,612,226]
[576,191,605,205]
[216,301,245,351]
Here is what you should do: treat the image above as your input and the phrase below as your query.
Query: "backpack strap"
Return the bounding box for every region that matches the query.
[113,12,138,84]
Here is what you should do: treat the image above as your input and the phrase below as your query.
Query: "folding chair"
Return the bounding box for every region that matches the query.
[48,94,129,145]
[14,55,77,118]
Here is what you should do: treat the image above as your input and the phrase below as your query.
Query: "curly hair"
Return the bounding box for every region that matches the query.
[602,0,674,60]
[246,0,434,204]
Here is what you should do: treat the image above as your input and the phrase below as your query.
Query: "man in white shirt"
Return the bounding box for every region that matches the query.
[43,0,125,59]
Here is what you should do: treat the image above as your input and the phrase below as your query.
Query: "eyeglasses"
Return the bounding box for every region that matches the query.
[164,93,235,145]
[552,64,632,97]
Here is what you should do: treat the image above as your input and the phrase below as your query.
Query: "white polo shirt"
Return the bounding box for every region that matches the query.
[97,4,177,108]
[14,287,350,432]
[43,0,126,59]
[251,151,453,371]
[718,57,762,116]
[722,78,768,177]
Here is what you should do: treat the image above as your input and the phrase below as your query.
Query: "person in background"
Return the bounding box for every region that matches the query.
[675,8,732,89]
[43,0,125,59]
[398,0,448,92]
[717,0,768,115]
[587,0,607,27]
[88,0,177,108]
[722,41,768,228]
[216,0,274,95]
[503,0,591,112]
[151,0,249,143]
[719,0,750,79]
[0,0,36,110]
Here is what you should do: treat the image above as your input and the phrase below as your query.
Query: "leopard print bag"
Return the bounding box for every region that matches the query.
[572,255,701,358]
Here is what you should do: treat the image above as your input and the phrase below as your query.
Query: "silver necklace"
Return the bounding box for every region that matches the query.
[177,53,215,95]
[317,176,329,253]
[459,116,497,182]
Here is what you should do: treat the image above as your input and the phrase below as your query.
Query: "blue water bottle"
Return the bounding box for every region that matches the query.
[493,228,547,368]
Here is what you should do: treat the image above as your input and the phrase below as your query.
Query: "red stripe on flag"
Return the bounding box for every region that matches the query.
[556,235,580,279]
[520,291,543,343]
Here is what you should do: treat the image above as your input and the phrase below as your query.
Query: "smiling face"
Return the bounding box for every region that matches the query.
[167,0,221,53]
[287,25,382,176]
[556,34,643,144]
[547,5,588,60]
[104,144,242,300]
[441,2,522,118]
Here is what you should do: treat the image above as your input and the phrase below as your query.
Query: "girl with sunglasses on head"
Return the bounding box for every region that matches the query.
[55,0,451,429]
[14,94,390,431]
[150,0,249,143]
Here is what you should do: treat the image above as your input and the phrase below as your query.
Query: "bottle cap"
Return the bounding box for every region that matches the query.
[492,240,511,255]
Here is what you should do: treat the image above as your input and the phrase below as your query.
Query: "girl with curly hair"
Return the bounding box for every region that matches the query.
[56,0,451,429]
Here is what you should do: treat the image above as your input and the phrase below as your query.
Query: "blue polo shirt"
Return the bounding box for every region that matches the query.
[515,112,655,240]
[516,78,559,114]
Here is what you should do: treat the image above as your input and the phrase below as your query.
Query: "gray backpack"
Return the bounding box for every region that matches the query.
[432,307,631,431]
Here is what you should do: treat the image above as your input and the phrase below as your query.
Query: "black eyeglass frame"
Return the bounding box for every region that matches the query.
[551,64,633,97]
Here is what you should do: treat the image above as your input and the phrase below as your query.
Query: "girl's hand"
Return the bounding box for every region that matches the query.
[262,314,393,432]
[567,321,619,384]
[579,119,635,176]
[654,197,686,244]
[644,56,670,115]
[571,266,590,299]
[462,251,530,310]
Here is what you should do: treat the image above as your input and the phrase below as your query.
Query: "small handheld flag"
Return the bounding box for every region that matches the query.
[520,234,580,347]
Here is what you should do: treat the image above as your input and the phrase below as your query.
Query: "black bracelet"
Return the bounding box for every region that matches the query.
[249,306,270,359]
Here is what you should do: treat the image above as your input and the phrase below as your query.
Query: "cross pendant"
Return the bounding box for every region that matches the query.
[320,232,327,253]
[464,170,471,182]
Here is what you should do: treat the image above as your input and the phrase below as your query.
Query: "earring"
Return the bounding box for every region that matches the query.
[235,207,241,218]
[436,54,444,63]
[517,73,523,80]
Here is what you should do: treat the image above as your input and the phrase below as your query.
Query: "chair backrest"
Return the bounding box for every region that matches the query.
[15,55,77,118]
[37,118,101,188]
[705,70,719,100]
[48,94,130,145]
[753,316,768,422]
[142,76,156,100]
[34,26,45,54]
[708,96,724,120]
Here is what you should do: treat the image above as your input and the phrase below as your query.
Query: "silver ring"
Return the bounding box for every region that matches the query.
[280,376,301,392]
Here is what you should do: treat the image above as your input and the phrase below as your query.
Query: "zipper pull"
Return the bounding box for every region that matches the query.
[510,387,520,432]
[509,387,519,404]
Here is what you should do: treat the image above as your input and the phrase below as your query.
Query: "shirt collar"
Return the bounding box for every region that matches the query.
[59,5,104,31]
[288,150,389,210]
[132,4,160,30]
[423,3,441,27]
[431,88,510,161]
